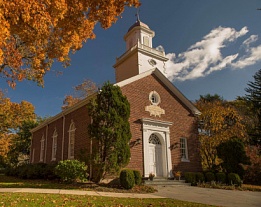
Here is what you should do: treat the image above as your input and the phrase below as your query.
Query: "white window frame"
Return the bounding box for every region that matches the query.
[149,91,161,106]
[180,137,189,162]
[40,135,45,162]
[51,129,58,161]
[68,121,76,159]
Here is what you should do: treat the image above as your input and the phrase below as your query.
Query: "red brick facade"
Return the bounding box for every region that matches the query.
[30,72,202,177]
[121,74,202,173]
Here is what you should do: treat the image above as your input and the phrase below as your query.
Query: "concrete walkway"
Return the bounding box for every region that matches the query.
[0,186,261,207]
[0,188,163,199]
[154,185,261,207]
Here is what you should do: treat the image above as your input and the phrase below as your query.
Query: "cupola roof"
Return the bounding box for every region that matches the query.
[127,20,150,32]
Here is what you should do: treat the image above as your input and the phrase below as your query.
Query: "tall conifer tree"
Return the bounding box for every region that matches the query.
[87,82,131,182]
[245,69,261,146]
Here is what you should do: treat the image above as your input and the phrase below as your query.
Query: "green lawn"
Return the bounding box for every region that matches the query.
[0,174,156,193]
[0,193,216,207]
[0,174,217,206]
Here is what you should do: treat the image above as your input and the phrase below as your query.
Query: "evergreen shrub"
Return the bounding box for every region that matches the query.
[55,160,88,183]
[195,172,205,183]
[133,170,142,185]
[217,138,250,179]
[120,169,135,189]
[205,172,215,182]
[216,172,226,184]
[184,172,196,185]
[4,165,17,177]
[228,173,241,186]
[5,163,57,179]
[17,164,29,179]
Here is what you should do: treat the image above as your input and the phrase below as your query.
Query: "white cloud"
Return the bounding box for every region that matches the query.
[163,26,261,81]
[231,45,261,69]
[242,35,258,49]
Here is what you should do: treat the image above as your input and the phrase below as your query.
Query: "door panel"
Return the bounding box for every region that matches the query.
[149,145,155,174]
[149,144,163,177]
[155,145,163,176]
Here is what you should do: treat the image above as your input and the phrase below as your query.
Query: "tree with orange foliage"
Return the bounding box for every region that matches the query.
[62,79,98,110]
[196,94,247,170]
[0,90,35,162]
[0,0,140,87]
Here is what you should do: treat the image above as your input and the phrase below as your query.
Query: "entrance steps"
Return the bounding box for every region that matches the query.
[144,178,191,186]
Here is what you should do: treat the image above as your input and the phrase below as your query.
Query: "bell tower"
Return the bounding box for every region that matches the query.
[113,18,169,83]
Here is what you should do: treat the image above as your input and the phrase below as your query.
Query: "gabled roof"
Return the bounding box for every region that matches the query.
[31,93,97,133]
[31,68,200,133]
[116,68,201,116]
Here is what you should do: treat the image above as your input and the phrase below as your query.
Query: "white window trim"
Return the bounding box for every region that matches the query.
[141,118,173,178]
[51,129,58,161]
[40,136,45,162]
[180,137,190,162]
[68,121,76,159]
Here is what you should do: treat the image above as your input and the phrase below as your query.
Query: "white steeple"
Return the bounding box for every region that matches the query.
[113,19,168,83]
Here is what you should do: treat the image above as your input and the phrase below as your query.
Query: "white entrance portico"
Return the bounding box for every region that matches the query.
[142,118,173,178]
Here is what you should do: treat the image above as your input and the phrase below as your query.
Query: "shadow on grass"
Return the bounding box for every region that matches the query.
[0,174,156,193]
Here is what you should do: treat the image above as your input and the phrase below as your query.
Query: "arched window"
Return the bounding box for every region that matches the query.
[40,135,45,162]
[51,129,58,161]
[149,134,161,145]
[68,121,76,159]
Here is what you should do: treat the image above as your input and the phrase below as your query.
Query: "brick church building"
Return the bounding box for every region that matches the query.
[30,19,202,178]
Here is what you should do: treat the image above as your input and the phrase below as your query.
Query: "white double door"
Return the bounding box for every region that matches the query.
[148,143,163,177]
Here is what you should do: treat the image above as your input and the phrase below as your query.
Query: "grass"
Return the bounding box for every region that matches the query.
[0,174,216,206]
[0,193,216,207]
[0,174,156,193]
[196,182,261,192]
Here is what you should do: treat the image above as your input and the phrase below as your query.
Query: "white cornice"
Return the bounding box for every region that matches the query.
[116,68,201,116]
[31,93,97,133]
[32,69,200,133]
[141,118,173,126]
[113,43,168,68]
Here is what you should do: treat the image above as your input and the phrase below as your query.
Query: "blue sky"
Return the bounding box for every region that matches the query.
[1,0,261,117]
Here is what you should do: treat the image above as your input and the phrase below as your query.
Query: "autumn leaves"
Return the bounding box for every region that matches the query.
[0,0,140,88]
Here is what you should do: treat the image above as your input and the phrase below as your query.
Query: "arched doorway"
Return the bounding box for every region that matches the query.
[148,133,163,177]
[142,118,173,178]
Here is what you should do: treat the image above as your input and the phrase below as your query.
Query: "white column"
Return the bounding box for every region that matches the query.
[143,129,150,177]
[166,131,173,177]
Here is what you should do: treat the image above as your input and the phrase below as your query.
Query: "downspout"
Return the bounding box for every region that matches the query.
[44,124,48,163]
[62,113,65,160]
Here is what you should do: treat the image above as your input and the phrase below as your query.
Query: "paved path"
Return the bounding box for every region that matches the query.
[0,188,163,199]
[0,186,261,207]
[154,185,261,207]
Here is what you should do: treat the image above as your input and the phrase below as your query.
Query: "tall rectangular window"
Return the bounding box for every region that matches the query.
[52,130,58,161]
[40,136,45,162]
[180,138,189,162]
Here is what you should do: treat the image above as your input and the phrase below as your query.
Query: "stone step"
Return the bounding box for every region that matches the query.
[144,178,191,186]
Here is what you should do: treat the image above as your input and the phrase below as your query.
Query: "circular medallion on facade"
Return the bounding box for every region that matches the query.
[148,59,157,66]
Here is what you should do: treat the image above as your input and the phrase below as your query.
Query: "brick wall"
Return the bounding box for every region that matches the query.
[31,104,92,168]
[31,73,202,177]
[120,74,202,175]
